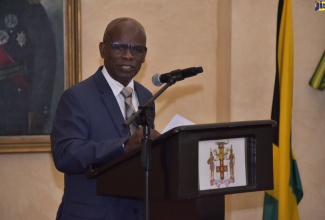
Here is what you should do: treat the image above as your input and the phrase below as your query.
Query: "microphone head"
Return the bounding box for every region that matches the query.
[152,73,163,87]
[196,67,203,74]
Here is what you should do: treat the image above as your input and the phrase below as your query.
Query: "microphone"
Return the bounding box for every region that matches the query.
[152,67,203,86]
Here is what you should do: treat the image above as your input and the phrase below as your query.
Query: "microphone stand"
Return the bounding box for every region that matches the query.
[123,77,177,220]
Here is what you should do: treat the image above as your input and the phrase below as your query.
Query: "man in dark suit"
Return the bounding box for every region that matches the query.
[51,17,160,220]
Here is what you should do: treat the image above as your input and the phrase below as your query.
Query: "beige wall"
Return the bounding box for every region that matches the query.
[81,0,219,127]
[1,0,324,219]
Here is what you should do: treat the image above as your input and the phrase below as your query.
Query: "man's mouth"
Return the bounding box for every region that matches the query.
[121,65,133,71]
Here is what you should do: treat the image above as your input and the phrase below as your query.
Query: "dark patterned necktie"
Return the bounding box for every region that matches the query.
[120,87,138,134]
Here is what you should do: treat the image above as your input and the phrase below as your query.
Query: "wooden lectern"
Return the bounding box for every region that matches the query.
[87,120,276,220]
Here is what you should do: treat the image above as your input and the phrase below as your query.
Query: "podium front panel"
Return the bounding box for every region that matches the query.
[89,120,275,200]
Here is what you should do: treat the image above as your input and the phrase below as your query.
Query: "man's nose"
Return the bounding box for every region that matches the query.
[122,48,134,59]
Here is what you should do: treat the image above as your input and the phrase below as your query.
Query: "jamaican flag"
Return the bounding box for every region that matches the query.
[263,0,304,219]
[309,50,325,90]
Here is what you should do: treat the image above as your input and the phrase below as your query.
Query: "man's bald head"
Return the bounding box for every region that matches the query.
[99,17,147,86]
[103,17,146,45]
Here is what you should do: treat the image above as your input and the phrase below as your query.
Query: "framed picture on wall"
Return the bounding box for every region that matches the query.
[0,0,81,153]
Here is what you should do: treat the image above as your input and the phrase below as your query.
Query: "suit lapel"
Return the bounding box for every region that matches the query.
[134,82,147,106]
[134,82,155,128]
[93,68,129,137]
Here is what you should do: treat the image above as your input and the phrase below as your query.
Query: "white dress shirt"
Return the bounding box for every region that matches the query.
[101,66,139,120]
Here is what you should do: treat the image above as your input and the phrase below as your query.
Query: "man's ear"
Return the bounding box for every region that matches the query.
[141,52,146,63]
[99,42,105,58]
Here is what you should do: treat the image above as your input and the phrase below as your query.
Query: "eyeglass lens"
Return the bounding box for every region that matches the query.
[108,42,147,56]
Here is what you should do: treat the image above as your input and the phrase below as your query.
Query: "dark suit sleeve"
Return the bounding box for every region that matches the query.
[50,88,126,174]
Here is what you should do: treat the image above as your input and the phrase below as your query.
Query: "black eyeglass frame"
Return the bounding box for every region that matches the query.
[103,41,147,56]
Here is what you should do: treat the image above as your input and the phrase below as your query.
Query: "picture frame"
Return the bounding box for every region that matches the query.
[0,0,81,153]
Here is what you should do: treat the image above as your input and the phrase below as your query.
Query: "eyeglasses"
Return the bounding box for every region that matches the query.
[103,42,147,56]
